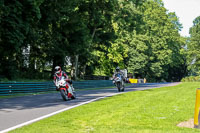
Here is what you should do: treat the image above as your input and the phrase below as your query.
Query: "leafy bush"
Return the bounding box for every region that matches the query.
[181,76,200,82]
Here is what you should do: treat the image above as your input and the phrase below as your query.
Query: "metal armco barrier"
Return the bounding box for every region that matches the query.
[194,88,200,128]
[0,80,113,96]
[73,80,113,89]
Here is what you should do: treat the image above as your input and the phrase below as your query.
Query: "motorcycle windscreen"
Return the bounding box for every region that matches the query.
[115,73,121,78]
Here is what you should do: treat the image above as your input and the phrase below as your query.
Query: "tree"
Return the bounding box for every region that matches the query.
[187,16,200,75]
[128,0,185,81]
[0,0,42,79]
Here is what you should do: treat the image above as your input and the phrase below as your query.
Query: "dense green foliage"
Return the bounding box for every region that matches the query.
[187,16,200,76]
[10,83,200,132]
[0,0,188,81]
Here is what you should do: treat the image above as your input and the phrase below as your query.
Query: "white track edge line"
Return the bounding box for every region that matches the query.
[0,92,124,133]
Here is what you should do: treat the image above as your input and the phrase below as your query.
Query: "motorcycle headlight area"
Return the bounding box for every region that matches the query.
[58,81,66,87]
[116,77,120,80]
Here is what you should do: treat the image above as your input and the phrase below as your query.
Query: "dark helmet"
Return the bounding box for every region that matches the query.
[55,66,61,74]
[116,66,120,72]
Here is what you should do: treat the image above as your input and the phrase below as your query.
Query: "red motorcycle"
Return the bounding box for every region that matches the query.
[55,76,76,101]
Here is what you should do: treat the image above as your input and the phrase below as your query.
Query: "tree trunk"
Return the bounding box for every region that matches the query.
[74,55,79,80]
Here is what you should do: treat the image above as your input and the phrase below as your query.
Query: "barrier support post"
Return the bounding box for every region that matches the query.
[144,78,146,83]
[194,88,200,128]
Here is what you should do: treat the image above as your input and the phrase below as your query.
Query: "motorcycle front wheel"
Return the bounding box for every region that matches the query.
[60,89,68,101]
[71,91,76,99]
[121,87,124,91]
[117,82,121,92]
[121,81,125,91]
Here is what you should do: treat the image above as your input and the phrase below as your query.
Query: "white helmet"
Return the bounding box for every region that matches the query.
[55,66,61,74]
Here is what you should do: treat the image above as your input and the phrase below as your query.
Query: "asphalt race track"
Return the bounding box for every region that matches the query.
[0,82,180,133]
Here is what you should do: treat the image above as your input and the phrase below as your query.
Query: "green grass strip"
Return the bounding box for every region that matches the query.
[9,82,200,133]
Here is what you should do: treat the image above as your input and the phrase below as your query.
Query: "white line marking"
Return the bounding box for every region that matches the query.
[0,92,124,133]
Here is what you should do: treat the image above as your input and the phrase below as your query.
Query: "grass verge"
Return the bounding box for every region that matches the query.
[9,82,200,133]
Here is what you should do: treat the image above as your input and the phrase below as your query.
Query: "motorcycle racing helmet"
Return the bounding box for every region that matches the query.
[55,66,61,74]
[116,66,120,72]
